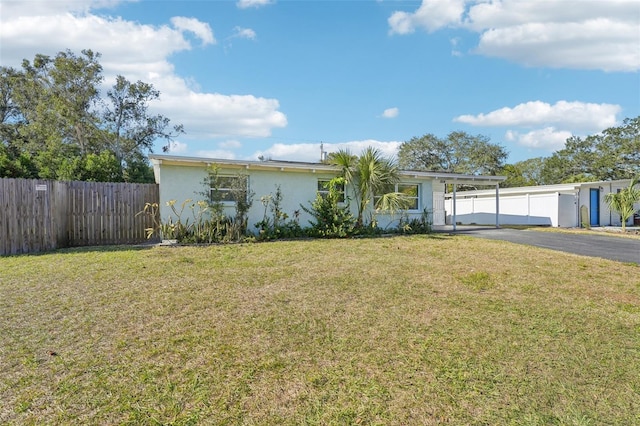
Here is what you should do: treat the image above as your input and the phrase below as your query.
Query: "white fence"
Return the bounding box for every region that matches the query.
[445,192,578,227]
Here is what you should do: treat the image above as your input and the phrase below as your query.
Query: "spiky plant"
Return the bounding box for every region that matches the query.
[604,177,640,231]
[328,147,406,227]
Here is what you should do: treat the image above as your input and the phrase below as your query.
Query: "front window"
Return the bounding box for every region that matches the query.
[398,184,419,210]
[374,183,420,211]
[210,175,248,203]
[318,179,345,202]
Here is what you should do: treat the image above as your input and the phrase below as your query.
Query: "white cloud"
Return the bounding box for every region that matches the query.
[476,19,639,72]
[0,14,190,66]
[450,37,462,57]
[505,127,573,150]
[388,0,640,72]
[0,0,126,19]
[166,140,188,153]
[232,26,257,40]
[454,101,621,133]
[388,0,465,34]
[0,2,287,143]
[458,100,623,152]
[170,16,216,45]
[155,92,287,138]
[196,150,238,160]
[252,140,402,163]
[381,107,399,119]
[237,0,274,9]
[219,140,243,149]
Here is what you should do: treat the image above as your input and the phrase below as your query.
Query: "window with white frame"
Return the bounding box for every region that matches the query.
[210,175,248,203]
[374,183,419,211]
[317,179,345,202]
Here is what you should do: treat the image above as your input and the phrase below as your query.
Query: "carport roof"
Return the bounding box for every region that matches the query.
[444,179,635,198]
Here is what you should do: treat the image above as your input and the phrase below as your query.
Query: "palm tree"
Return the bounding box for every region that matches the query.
[328,147,408,227]
[604,177,640,231]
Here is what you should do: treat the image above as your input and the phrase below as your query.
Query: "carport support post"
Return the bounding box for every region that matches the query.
[495,184,500,228]
[452,183,457,231]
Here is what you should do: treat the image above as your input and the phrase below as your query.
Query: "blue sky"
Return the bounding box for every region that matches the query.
[1,0,638,164]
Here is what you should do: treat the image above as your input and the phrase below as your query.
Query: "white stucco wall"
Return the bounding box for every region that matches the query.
[156,162,336,232]
[247,168,339,230]
[154,161,436,233]
[445,193,560,226]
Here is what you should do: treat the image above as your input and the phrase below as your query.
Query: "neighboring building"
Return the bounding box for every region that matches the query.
[149,154,505,232]
[445,180,639,228]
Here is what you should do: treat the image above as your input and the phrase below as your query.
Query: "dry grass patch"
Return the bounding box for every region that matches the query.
[1,236,639,424]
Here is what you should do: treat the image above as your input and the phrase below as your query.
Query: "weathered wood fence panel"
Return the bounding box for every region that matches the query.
[0,178,159,255]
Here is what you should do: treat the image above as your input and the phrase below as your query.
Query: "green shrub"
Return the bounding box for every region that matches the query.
[255,186,306,240]
[301,177,356,238]
[398,208,432,235]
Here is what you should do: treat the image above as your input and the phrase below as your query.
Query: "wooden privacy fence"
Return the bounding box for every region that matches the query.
[0,178,159,255]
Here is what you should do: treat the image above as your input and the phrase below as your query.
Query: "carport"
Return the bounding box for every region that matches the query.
[443,179,637,228]
[436,174,506,231]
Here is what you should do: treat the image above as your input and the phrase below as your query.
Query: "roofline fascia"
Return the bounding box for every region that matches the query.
[443,179,635,198]
[149,154,506,183]
[149,154,339,173]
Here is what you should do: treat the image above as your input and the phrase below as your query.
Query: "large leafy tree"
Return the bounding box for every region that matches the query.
[500,157,546,188]
[595,117,640,179]
[329,147,407,227]
[539,135,600,184]
[540,117,640,184]
[398,131,507,175]
[0,50,183,182]
[103,75,184,180]
[11,51,104,171]
[0,66,37,178]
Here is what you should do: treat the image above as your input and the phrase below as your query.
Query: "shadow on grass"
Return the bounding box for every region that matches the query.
[56,243,157,254]
[4,232,452,258]
[2,243,157,258]
[262,233,453,243]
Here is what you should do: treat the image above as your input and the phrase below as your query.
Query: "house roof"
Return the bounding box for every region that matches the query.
[149,154,506,186]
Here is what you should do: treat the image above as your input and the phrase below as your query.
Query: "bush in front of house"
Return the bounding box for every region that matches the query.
[397,208,433,235]
[254,185,305,241]
[301,177,356,238]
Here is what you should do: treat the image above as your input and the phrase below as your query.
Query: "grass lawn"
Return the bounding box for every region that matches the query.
[1,235,639,425]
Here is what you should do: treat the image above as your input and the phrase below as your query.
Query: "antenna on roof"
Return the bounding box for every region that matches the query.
[320,142,327,162]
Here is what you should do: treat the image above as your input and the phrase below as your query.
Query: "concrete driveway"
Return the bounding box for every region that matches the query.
[437,226,640,264]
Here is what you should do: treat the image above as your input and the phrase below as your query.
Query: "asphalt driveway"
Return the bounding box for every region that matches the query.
[442,227,640,264]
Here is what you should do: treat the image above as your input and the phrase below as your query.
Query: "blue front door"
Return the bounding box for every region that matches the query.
[590,188,600,226]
